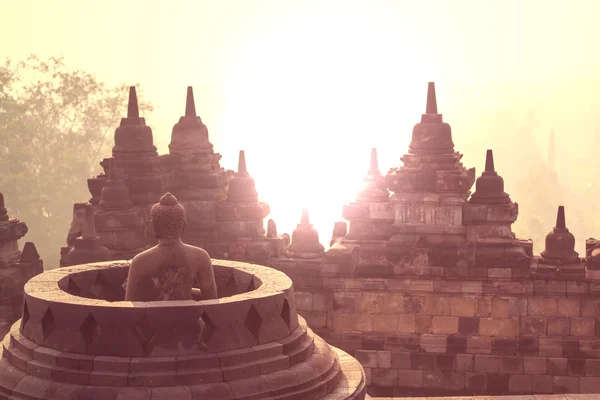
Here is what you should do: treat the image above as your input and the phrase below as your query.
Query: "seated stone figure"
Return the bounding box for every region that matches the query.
[125,192,217,301]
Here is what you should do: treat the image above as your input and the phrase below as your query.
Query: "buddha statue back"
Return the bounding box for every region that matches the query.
[125,192,218,301]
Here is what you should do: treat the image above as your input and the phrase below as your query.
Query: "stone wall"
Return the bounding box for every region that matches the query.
[267,258,600,397]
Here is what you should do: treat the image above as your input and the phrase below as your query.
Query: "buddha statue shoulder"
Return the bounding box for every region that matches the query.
[124,192,218,301]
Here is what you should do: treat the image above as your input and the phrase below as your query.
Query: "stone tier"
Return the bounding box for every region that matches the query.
[266,254,600,397]
[0,260,366,400]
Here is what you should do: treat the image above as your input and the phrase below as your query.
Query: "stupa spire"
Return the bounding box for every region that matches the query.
[556,205,566,230]
[238,150,247,175]
[127,86,139,119]
[369,148,380,174]
[426,82,438,114]
[185,86,196,117]
[485,149,495,173]
[301,208,310,224]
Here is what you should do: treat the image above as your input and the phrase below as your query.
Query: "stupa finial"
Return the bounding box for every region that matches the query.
[238,150,247,175]
[127,86,139,118]
[369,148,380,173]
[301,208,310,224]
[556,205,566,230]
[185,86,196,117]
[426,82,438,114]
[485,149,495,173]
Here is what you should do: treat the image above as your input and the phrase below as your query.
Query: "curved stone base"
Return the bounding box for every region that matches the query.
[0,319,366,400]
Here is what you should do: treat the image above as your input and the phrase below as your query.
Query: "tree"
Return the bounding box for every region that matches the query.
[0,55,153,269]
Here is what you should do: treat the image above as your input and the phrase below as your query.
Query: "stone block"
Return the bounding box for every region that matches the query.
[558,298,581,317]
[391,352,411,369]
[423,296,450,316]
[458,317,479,335]
[420,334,447,353]
[487,203,518,222]
[422,370,443,388]
[532,375,554,393]
[474,355,499,373]
[524,356,546,374]
[382,293,405,313]
[355,293,384,314]
[397,314,416,334]
[571,318,595,337]
[372,314,398,334]
[332,293,355,313]
[461,281,483,295]
[466,372,487,392]
[581,377,600,393]
[528,298,558,317]
[547,317,570,336]
[411,352,434,370]
[475,298,492,317]
[354,350,378,368]
[371,368,398,387]
[396,369,422,388]
[479,318,519,337]
[376,351,391,368]
[462,204,488,223]
[539,337,563,357]
[331,314,355,332]
[434,353,456,371]
[491,299,509,319]
[547,357,568,375]
[450,297,475,317]
[488,267,512,279]
[295,292,313,311]
[354,313,373,332]
[520,316,547,336]
[369,202,394,221]
[499,355,522,374]
[567,358,586,376]
[415,315,432,334]
[431,316,458,334]
[456,354,474,371]
[509,374,532,394]
[553,375,579,393]
[467,336,492,355]
[492,337,517,355]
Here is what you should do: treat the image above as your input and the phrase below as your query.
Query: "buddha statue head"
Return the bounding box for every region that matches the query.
[150,193,186,240]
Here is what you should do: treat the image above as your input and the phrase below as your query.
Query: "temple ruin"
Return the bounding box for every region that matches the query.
[0,81,597,399]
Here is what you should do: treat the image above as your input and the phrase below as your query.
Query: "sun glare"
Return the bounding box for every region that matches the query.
[219,9,438,245]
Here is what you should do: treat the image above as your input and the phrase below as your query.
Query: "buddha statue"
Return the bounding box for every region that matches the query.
[124,192,217,301]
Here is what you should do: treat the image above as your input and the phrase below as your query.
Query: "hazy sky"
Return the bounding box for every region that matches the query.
[2,0,600,245]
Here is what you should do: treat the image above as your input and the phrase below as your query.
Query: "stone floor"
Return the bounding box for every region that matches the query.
[369,395,598,400]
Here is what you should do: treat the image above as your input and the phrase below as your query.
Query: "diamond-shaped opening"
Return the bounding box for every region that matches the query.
[133,313,155,352]
[79,313,100,348]
[20,301,29,332]
[197,311,216,349]
[223,273,237,297]
[281,298,291,328]
[89,273,106,299]
[244,304,263,341]
[247,278,256,292]
[41,308,56,340]
[67,277,82,297]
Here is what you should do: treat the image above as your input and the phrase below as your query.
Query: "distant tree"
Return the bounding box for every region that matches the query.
[0,55,153,268]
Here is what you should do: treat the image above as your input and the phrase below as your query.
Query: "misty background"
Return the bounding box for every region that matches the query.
[1,0,599,268]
